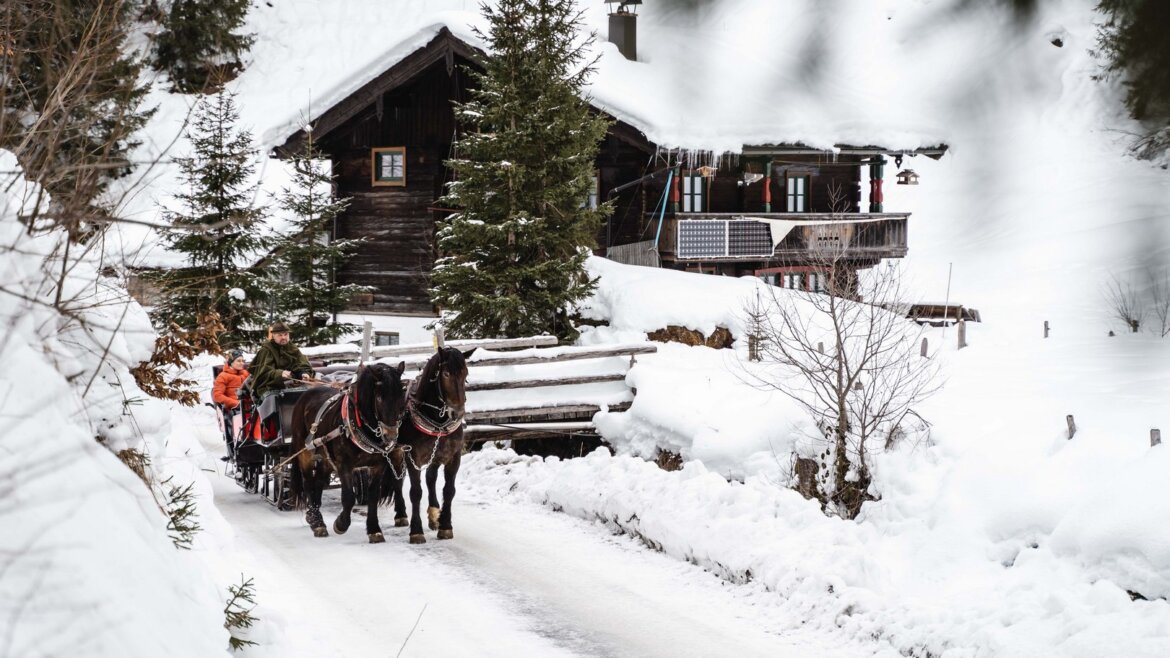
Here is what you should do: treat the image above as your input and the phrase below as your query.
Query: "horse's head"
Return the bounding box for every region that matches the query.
[427,346,475,418]
[357,361,407,442]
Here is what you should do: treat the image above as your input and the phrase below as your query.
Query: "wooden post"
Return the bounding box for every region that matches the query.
[957,320,967,349]
[763,160,772,212]
[817,341,824,354]
[1066,414,1076,440]
[669,165,681,213]
[433,326,446,349]
[920,336,928,358]
[1152,429,1162,447]
[1044,320,1050,338]
[360,321,373,364]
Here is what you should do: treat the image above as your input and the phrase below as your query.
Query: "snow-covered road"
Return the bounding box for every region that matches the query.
[207,457,872,657]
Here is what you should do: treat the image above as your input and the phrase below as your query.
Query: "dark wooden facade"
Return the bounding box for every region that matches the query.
[278,28,943,315]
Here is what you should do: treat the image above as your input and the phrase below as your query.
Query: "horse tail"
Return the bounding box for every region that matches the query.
[287,394,311,511]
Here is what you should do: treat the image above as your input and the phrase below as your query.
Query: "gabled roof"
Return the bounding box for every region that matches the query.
[264,8,947,159]
[276,28,481,154]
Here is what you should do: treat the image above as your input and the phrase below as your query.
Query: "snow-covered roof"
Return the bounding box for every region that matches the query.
[258,1,948,155]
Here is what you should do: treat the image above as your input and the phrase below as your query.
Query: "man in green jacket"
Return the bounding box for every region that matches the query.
[249,321,315,399]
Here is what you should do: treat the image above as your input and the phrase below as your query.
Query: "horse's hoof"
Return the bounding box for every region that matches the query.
[368,532,385,544]
[333,518,349,535]
[313,526,329,538]
[394,517,409,527]
[437,528,454,540]
[409,533,427,544]
[427,506,441,530]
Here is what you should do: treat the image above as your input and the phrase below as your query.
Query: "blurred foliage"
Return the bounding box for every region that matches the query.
[1095,0,1170,161]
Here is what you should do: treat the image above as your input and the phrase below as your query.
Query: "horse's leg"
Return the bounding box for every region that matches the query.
[307,459,329,538]
[436,451,461,540]
[365,464,385,544]
[333,464,353,535]
[407,464,426,544]
[426,463,441,531]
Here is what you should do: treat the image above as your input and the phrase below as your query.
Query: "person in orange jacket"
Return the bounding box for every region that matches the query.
[213,350,249,459]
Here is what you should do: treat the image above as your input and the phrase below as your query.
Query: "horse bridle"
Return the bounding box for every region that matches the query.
[343,371,406,455]
[402,352,467,471]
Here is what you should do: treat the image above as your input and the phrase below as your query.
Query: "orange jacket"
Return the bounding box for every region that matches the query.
[213,365,249,409]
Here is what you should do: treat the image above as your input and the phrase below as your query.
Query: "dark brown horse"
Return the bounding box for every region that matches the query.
[288,361,407,543]
[384,346,474,544]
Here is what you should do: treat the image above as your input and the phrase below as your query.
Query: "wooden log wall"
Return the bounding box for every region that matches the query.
[599,132,658,248]
[320,62,463,315]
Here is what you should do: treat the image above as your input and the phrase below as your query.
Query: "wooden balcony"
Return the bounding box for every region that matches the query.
[656,212,910,263]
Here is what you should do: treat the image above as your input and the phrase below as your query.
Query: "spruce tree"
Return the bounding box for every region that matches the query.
[152,0,254,93]
[433,0,613,339]
[1096,0,1170,160]
[151,90,268,348]
[1,0,154,234]
[267,129,366,346]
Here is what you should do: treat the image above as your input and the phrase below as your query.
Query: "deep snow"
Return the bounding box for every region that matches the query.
[7,0,1170,656]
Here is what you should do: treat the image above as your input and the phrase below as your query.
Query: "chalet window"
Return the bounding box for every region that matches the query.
[682,174,704,212]
[582,170,600,209]
[786,175,809,212]
[371,147,406,187]
[374,331,400,347]
[778,271,827,292]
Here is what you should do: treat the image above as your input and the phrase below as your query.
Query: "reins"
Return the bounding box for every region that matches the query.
[271,374,403,472]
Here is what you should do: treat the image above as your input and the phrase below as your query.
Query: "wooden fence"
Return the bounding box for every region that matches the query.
[311,334,653,442]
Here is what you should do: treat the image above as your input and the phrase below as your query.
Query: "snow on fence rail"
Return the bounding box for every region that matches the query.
[301,334,559,362]
[313,338,656,441]
[457,343,652,439]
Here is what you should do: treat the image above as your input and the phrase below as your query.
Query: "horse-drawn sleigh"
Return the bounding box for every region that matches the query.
[214,346,477,543]
[213,368,310,510]
[212,336,651,543]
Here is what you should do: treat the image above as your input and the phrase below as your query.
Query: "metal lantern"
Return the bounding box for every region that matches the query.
[605,0,642,14]
[896,169,920,185]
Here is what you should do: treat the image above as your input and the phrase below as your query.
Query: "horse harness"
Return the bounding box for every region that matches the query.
[402,364,466,470]
[406,375,464,437]
[304,383,400,458]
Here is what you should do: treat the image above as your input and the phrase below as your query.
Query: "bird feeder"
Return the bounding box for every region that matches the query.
[895,169,920,185]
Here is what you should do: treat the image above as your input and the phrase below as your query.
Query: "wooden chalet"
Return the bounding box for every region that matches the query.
[275,18,945,317]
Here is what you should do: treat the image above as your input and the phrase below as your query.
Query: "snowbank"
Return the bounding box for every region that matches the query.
[0,151,232,657]
[462,446,1170,657]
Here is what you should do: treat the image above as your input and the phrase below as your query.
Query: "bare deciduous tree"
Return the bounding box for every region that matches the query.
[1145,268,1170,337]
[1105,273,1146,333]
[744,253,942,519]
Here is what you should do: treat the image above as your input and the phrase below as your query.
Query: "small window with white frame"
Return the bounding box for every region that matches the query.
[373,331,400,347]
[582,170,600,209]
[682,174,704,212]
[786,175,809,212]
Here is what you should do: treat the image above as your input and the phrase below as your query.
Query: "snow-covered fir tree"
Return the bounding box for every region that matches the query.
[151,90,267,348]
[267,128,365,346]
[433,0,612,339]
[152,0,254,93]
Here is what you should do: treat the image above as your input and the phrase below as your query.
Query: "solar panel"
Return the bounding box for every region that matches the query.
[677,220,726,258]
[728,221,773,256]
[677,219,774,259]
